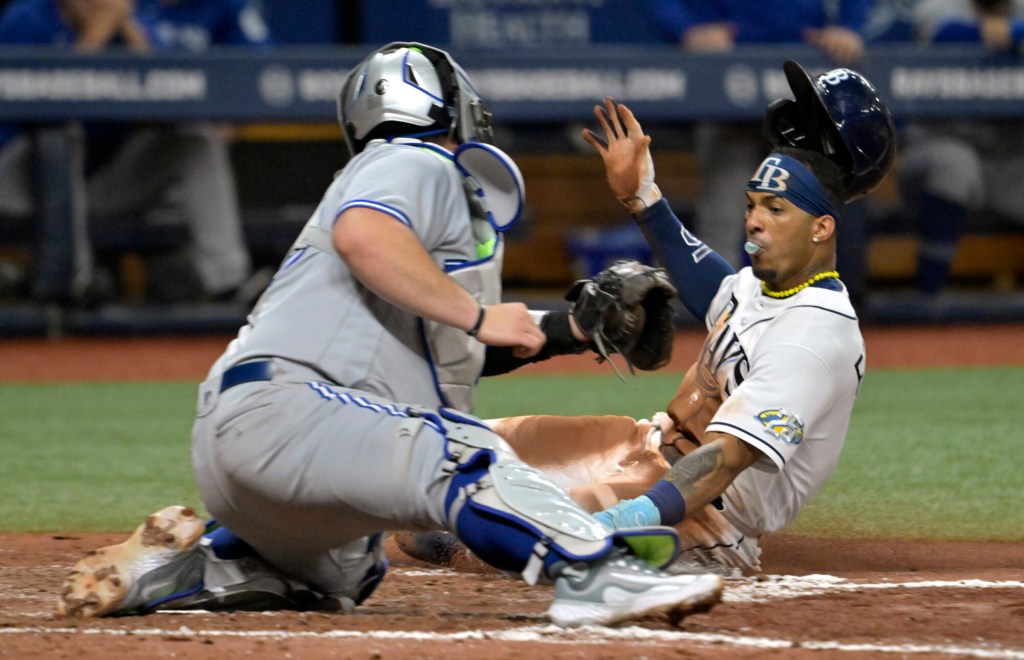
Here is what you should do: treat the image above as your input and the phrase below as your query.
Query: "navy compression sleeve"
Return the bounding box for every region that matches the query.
[634,199,735,320]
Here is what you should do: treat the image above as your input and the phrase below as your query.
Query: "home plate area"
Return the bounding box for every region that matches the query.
[1,533,1022,659]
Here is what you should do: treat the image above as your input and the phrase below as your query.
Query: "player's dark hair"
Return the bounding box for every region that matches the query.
[774,146,847,213]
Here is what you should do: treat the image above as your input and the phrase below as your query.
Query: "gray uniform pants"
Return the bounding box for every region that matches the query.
[192,359,457,598]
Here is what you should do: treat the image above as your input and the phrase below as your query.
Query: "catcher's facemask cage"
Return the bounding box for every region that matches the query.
[338,42,494,157]
[762,60,896,203]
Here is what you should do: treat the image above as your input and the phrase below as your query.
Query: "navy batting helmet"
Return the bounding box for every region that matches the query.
[338,42,493,157]
[763,60,896,203]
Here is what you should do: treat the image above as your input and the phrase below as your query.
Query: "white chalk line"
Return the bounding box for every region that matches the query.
[2,624,1022,659]
[721,574,1024,603]
[397,569,1024,604]
[7,574,1023,658]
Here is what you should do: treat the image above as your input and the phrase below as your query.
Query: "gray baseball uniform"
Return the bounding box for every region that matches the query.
[191,137,490,594]
[191,137,623,599]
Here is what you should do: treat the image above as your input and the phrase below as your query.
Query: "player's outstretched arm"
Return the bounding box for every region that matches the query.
[581,98,661,214]
[334,207,544,357]
[660,433,758,515]
[595,431,758,529]
[582,98,734,321]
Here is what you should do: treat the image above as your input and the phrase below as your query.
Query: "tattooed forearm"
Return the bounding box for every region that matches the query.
[663,438,751,514]
[667,444,724,499]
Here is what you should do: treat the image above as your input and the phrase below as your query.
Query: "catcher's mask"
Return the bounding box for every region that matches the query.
[338,42,494,157]
[763,60,896,203]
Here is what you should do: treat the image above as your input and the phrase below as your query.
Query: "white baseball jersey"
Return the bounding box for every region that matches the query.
[698,268,865,537]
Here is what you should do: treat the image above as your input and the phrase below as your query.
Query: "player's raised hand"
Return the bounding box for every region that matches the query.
[581,98,662,214]
[474,302,546,358]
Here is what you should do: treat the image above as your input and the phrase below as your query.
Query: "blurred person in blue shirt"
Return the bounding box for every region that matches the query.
[640,0,874,294]
[139,0,270,51]
[897,0,1024,294]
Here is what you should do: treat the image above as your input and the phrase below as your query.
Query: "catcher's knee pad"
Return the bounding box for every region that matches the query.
[430,408,621,583]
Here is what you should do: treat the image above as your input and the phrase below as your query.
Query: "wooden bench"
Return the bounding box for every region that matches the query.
[868,233,1024,291]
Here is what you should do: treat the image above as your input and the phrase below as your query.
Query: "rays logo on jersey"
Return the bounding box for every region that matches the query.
[756,408,805,445]
[696,298,749,398]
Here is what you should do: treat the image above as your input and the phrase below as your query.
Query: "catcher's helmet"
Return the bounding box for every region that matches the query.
[763,60,896,203]
[338,42,493,157]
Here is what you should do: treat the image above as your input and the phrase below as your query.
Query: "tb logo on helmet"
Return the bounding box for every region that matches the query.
[750,157,791,192]
[820,69,852,86]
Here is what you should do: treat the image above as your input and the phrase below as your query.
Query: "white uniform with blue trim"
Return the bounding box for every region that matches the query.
[671,267,864,572]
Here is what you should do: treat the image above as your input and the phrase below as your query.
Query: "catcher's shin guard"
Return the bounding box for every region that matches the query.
[432,409,679,583]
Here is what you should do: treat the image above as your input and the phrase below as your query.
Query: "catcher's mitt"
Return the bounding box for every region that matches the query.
[565,260,677,374]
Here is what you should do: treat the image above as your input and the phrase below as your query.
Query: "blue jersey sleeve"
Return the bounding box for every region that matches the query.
[836,0,874,34]
[0,0,68,44]
[633,199,735,321]
[641,0,698,42]
[931,20,981,42]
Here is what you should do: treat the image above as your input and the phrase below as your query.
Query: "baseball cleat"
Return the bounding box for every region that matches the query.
[547,549,724,627]
[57,505,207,618]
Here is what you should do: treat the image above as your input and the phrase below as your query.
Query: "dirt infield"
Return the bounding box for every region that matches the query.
[2,323,1024,381]
[1,325,1023,658]
[1,533,1021,658]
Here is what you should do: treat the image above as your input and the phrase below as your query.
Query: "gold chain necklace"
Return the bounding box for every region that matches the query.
[761,271,840,299]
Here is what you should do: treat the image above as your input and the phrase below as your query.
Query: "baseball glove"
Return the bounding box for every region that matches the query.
[565,260,678,374]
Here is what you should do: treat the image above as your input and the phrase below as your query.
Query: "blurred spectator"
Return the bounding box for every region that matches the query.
[897,0,1024,294]
[864,0,919,43]
[0,0,152,303]
[133,0,275,304]
[640,0,875,286]
[0,0,264,305]
[138,0,270,50]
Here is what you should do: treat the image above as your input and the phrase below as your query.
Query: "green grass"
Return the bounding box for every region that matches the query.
[0,383,202,531]
[2,367,1021,540]
[787,367,1024,541]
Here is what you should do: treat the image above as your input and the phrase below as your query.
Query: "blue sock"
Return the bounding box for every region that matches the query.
[204,525,256,560]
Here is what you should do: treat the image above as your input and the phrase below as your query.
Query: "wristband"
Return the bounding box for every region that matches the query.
[621,148,662,214]
[646,480,687,526]
[467,303,486,337]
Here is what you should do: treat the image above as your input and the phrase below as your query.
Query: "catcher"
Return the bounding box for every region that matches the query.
[399,60,897,577]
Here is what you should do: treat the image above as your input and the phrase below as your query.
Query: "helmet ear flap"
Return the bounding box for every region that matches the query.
[763,98,805,150]
[416,46,459,133]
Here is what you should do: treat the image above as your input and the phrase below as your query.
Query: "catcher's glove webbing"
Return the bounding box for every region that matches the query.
[566,260,678,378]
